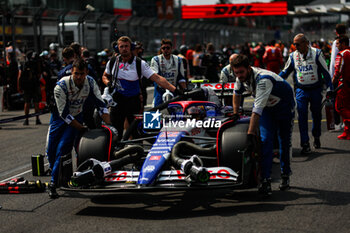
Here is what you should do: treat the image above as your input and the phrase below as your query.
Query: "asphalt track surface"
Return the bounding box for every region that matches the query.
[0,101,350,233]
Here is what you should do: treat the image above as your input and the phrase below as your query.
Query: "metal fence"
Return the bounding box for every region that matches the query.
[1,6,293,58]
[1,6,118,56]
[117,16,291,54]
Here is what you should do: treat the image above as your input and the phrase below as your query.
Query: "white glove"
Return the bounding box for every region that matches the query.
[162,89,174,103]
[102,87,117,107]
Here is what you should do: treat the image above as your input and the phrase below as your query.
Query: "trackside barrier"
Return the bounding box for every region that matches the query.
[0,109,50,124]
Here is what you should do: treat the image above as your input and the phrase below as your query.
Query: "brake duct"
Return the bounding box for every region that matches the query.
[70,145,144,187]
[171,141,215,183]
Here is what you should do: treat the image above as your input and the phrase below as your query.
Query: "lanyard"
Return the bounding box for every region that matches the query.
[111,55,124,91]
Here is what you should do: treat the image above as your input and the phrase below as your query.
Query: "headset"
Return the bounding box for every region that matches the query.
[114,41,136,54]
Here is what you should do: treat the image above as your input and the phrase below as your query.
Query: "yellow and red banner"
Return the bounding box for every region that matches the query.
[0,26,23,35]
[182,2,287,19]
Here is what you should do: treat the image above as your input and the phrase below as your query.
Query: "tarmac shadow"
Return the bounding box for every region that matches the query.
[292,147,349,162]
[75,189,291,219]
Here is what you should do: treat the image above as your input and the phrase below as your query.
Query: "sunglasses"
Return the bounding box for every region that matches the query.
[161,46,171,50]
[293,41,306,46]
[74,72,85,76]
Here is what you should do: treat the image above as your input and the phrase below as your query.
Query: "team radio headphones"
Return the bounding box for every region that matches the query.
[114,41,136,54]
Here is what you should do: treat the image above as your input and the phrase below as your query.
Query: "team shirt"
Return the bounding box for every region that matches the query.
[54,75,108,124]
[280,47,332,89]
[263,45,283,74]
[333,47,350,112]
[220,64,236,83]
[334,47,350,85]
[105,56,154,97]
[235,67,295,116]
[57,63,73,80]
[150,54,185,86]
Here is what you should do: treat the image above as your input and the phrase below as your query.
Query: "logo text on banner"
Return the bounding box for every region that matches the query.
[182,2,288,19]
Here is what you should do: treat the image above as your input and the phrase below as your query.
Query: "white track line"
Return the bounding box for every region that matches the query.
[0,162,50,183]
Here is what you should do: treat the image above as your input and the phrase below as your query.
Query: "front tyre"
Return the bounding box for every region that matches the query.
[218,119,260,186]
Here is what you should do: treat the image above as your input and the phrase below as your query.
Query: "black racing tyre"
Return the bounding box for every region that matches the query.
[77,129,112,166]
[219,122,251,183]
[219,121,260,186]
[219,122,249,176]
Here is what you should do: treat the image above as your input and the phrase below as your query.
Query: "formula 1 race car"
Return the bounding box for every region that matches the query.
[62,84,260,193]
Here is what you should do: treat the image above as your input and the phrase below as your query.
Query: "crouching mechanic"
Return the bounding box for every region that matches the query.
[231,54,295,197]
[46,59,116,198]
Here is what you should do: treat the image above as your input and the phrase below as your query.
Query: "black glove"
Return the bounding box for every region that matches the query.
[326,90,335,99]
[103,124,118,137]
[246,134,258,153]
[80,126,89,133]
[173,88,184,96]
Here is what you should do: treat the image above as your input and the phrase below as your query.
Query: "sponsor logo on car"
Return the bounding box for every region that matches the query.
[144,165,155,172]
[150,156,161,160]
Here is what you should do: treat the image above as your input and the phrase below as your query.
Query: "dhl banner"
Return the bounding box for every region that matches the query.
[182,2,287,19]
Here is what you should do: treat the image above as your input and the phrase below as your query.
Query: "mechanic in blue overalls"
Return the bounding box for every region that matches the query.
[46,59,115,199]
[150,39,186,107]
[279,33,333,154]
[231,54,295,197]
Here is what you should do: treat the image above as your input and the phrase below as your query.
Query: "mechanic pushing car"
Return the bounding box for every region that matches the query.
[231,54,295,197]
[46,59,116,199]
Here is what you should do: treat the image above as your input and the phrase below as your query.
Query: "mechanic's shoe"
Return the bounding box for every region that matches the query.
[23,119,29,126]
[48,183,59,199]
[279,174,291,191]
[300,142,312,155]
[258,178,272,197]
[332,124,343,132]
[337,131,350,140]
[272,151,280,164]
[313,137,321,149]
[36,118,42,125]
